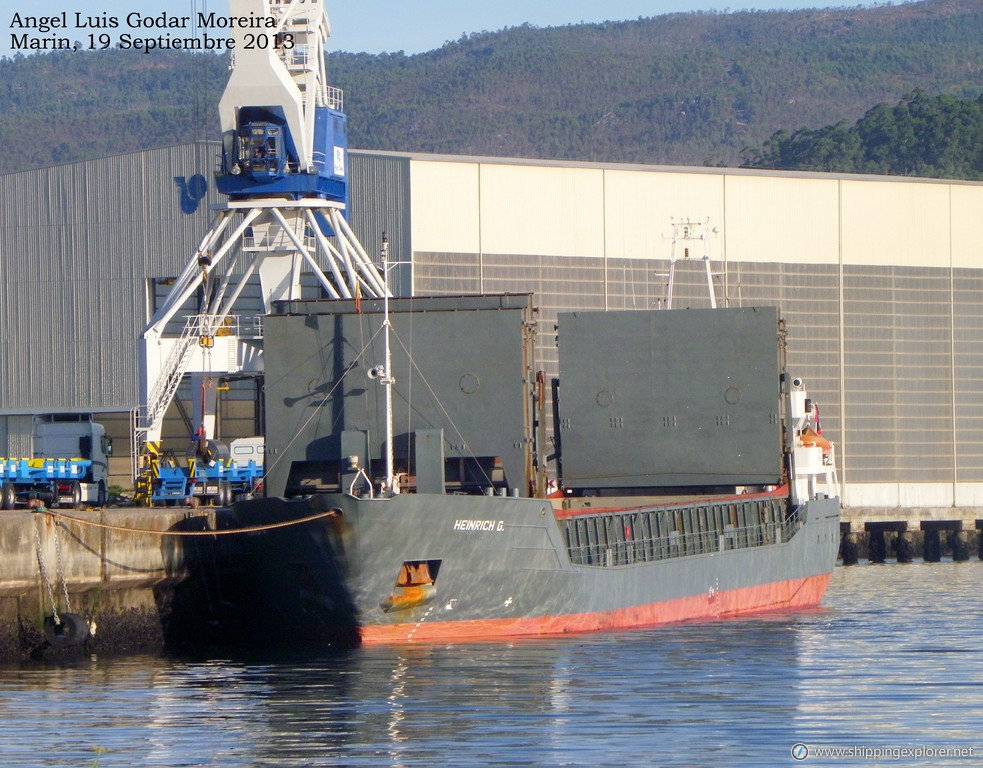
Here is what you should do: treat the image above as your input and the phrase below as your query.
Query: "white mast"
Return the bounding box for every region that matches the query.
[380,234,398,495]
[663,219,718,309]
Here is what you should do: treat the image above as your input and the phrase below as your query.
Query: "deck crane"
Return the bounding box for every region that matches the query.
[135,0,389,489]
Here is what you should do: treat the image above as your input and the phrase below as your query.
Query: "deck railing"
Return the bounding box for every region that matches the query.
[563,497,804,568]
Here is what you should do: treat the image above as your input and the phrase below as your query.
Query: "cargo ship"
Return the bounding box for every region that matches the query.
[161,295,840,647]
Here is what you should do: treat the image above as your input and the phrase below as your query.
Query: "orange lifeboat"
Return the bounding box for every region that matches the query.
[798,427,831,454]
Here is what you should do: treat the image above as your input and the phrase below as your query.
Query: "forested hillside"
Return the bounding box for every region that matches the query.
[743,90,983,179]
[0,0,980,175]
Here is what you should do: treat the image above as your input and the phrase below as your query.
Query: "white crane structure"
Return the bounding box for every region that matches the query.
[136,0,390,468]
[662,218,719,309]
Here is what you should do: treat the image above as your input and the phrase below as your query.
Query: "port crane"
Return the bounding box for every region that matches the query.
[134,0,390,487]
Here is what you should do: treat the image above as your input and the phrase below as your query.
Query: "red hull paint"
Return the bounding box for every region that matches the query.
[360,572,832,644]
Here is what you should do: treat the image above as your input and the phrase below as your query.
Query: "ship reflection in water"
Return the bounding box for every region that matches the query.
[2,562,981,767]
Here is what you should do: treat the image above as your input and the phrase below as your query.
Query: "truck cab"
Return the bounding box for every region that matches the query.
[32,413,112,506]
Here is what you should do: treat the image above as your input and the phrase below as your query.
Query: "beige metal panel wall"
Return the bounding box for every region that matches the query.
[484,253,606,376]
[605,256,667,310]
[400,154,983,509]
[842,265,953,480]
[724,175,839,265]
[723,261,842,447]
[603,170,724,262]
[953,267,983,494]
[951,185,983,269]
[840,179,952,267]
[479,164,604,259]
[412,252,483,295]
[410,160,480,255]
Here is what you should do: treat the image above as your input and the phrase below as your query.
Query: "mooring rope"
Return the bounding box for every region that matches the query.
[34,508,341,537]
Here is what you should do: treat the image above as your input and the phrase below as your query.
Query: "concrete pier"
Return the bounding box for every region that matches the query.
[0,507,214,662]
[839,508,983,564]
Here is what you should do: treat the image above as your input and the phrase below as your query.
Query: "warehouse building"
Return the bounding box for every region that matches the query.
[1,142,981,509]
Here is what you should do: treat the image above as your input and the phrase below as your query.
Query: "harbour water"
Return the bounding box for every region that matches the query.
[1,561,981,767]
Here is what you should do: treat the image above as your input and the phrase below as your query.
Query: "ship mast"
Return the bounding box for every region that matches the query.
[663,219,719,309]
[380,234,397,495]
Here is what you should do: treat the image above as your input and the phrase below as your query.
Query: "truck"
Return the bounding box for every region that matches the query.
[0,414,112,509]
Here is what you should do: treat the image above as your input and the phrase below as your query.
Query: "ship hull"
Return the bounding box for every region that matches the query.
[164,490,840,647]
[360,573,831,644]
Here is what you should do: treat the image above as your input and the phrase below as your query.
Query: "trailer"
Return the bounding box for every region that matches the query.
[150,459,264,507]
[0,458,93,509]
[0,414,112,509]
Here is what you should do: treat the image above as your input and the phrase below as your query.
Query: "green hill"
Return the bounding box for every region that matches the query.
[1,0,981,175]
[743,89,983,179]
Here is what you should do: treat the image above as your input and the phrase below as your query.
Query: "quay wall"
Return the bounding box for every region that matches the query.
[0,508,211,662]
[841,507,983,531]
[840,507,983,564]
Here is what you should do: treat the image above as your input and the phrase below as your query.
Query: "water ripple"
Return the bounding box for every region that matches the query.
[1,561,982,766]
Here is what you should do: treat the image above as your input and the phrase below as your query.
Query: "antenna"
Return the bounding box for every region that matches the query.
[371,233,416,498]
[379,232,397,495]
[662,218,719,309]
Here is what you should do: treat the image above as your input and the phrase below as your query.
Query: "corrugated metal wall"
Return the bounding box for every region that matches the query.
[0,143,219,415]
[0,143,410,453]
[348,151,412,295]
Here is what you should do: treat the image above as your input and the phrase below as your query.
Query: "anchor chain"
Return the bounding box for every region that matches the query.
[54,518,72,615]
[31,510,90,648]
[32,515,61,626]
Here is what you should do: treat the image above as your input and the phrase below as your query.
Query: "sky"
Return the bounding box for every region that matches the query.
[1,0,909,57]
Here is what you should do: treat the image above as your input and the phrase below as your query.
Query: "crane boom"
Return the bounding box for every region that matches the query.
[134,0,388,486]
[217,0,348,203]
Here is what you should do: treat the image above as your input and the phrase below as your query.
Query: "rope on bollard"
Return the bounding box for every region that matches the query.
[37,507,341,537]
